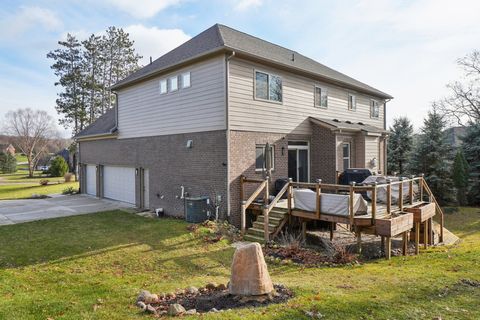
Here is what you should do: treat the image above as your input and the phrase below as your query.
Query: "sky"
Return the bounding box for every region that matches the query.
[1,0,480,137]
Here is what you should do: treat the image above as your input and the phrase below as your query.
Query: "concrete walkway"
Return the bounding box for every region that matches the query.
[0,194,133,226]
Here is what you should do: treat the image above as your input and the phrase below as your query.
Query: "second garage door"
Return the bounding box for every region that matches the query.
[103,166,136,204]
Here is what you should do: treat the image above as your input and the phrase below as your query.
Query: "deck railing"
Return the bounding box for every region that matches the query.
[239,175,444,243]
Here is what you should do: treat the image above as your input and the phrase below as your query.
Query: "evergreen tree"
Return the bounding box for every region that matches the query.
[49,156,69,177]
[387,117,413,174]
[410,108,454,204]
[0,152,17,173]
[461,123,480,205]
[452,150,469,205]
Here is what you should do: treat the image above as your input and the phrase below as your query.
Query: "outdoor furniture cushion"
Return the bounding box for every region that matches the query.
[293,189,368,216]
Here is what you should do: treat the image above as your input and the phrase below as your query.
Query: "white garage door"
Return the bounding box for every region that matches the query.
[86,165,97,196]
[103,166,136,204]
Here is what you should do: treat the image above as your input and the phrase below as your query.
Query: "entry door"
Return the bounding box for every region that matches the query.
[288,142,309,182]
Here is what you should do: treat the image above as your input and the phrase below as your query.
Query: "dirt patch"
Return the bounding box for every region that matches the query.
[264,244,358,266]
[144,284,292,316]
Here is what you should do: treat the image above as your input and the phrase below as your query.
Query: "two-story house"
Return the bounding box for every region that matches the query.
[75,24,393,225]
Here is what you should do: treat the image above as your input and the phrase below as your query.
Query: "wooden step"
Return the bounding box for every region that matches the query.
[246,227,267,237]
[243,233,265,243]
[257,214,284,223]
[252,221,277,231]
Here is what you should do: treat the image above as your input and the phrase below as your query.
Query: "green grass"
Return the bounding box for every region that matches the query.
[0,171,64,183]
[15,153,28,163]
[0,208,479,319]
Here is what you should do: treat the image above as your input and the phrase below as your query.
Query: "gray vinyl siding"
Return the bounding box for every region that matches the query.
[117,55,226,139]
[228,58,385,135]
[365,135,380,171]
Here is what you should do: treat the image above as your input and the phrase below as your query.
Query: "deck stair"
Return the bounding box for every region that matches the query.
[243,207,288,243]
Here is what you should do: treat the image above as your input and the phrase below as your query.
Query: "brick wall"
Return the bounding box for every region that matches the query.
[79,130,228,218]
[310,124,337,183]
[228,130,288,226]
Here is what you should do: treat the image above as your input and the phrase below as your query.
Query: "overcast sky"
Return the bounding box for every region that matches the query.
[1,0,480,136]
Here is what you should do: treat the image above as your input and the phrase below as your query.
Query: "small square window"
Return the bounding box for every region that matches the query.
[169,76,178,92]
[348,94,356,110]
[159,79,167,94]
[181,72,191,88]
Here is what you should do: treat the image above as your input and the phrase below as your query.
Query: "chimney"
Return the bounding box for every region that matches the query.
[150,56,152,64]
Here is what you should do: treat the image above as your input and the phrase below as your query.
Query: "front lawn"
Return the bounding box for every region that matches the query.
[0,208,479,319]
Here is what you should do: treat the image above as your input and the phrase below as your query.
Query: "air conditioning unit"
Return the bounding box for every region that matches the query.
[185,196,210,223]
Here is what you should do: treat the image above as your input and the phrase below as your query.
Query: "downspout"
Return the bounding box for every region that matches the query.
[112,91,119,133]
[225,51,235,221]
[383,98,391,174]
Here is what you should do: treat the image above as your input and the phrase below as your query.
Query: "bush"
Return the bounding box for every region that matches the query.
[49,156,68,177]
[0,152,17,173]
[64,172,74,182]
[62,186,77,195]
[39,179,49,186]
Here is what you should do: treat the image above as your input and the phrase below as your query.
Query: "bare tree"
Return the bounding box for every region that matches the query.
[3,109,57,177]
[438,50,480,125]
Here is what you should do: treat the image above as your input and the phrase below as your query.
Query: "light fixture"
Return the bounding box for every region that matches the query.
[186,140,193,148]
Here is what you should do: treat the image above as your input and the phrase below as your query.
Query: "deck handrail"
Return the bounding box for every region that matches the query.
[240,179,267,234]
[421,177,444,243]
[267,181,290,211]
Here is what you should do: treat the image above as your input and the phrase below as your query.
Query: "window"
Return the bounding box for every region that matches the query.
[255,71,282,102]
[159,79,167,94]
[371,100,380,118]
[255,145,275,171]
[342,143,351,170]
[314,86,328,108]
[348,94,356,110]
[169,76,178,92]
[181,72,191,88]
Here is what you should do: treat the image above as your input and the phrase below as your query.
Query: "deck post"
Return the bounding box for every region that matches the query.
[316,179,321,219]
[423,220,428,249]
[402,231,408,256]
[371,182,377,225]
[385,236,391,260]
[263,204,269,242]
[264,178,269,206]
[409,175,414,205]
[301,219,307,243]
[398,177,404,212]
[349,182,356,229]
[356,227,362,254]
[419,173,424,202]
[428,218,433,245]
[386,179,392,215]
[287,178,293,217]
[241,201,247,234]
[415,222,420,254]
[330,222,334,241]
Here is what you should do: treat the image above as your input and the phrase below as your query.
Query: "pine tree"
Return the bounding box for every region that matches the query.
[410,107,454,204]
[461,123,480,205]
[82,34,103,123]
[452,150,469,205]
[0,152,17,173]
[387,117,413,175]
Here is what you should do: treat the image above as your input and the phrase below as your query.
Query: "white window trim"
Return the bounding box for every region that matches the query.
[255,144,275,172]
[159,79,167,94]
[168,76,178,92]
[348,93,357,111]
[370,99,380,118]
[181,72,191,89]
[253,69,283,104]
[342,142,351,170]
[314,85,328,109]
[288,141,310,183]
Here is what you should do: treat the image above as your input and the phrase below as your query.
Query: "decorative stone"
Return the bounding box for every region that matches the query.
[216,283,227,291]
[176,289,185,295]
[210,307,219,312]
[205,282,217,290]
[168,303,186,316]
[166,292,176,299]
[136,301,147,311]
[229,242,274,296]
[146,304,157,314]
[185,309,197,315]
[158,292,166,299]
[186,286,199,294]
[137,290,158,303]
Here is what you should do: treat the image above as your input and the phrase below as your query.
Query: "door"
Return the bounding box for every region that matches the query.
[103,166,136,204]
[143,169,149,209]
[288,141,310,182]
[86,165,96,196]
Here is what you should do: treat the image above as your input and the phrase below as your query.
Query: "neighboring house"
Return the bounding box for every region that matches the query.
[0,144,15,156]
[75,24,392,225]
[444,126,467,149]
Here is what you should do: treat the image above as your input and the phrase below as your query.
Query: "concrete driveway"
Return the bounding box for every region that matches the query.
[0,195,133,226]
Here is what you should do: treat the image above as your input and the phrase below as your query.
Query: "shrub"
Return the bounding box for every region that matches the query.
[49,156,68,177]
[62,186,77,195]
[0,152,17,173]
[64,172,74,182]
[39,179,49,186]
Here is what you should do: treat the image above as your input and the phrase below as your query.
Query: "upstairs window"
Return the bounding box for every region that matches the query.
[159,79,167,94]
[371,100,380,118]
[181,72,191,88]
[255,71,282,102]
[255,145,275,171]
[314,86,328,108]
[348,94,356,110]
[169,76,178,92]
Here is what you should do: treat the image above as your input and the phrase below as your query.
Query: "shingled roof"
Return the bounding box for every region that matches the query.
[111,24,392,99]
[310,117,389,134]
[75,108,117,139]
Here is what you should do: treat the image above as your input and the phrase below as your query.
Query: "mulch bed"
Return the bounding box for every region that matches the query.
[151,284,292,314]
[264,245,358,266]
